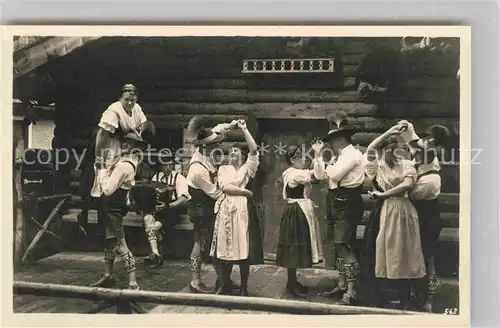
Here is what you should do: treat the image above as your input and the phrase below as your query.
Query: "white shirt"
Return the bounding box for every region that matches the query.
[151,171,191,202]
[186,150,222,200]
[92,155,138,197]
[97,101,147,167]
[313,144,366,190]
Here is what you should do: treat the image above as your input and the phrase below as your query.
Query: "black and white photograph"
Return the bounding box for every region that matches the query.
[6,26,470,324]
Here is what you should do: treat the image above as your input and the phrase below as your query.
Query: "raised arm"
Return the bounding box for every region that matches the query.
[311,138,330,180]
[366,124,404,159]
[238,120,258,156]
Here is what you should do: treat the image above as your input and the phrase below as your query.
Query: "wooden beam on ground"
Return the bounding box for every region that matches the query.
[13,281,420,315]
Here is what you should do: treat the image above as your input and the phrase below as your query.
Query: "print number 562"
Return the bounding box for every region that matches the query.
[444,308,458,315]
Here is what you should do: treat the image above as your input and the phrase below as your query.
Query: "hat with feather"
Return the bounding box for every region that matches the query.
[322,109,355,142]
[187,116,226,146]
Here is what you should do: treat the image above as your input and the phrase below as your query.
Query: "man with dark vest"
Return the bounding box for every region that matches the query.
[312,111,366,305]
[185,117,246,294]
[398,120,451,312]
[88,133,148,290]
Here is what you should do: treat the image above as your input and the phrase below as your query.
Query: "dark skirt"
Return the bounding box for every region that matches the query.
[247,198,264,265]
[98,188,129,240]
[275,203,313,269]
[357,200,388,306]
[412,198,442,261]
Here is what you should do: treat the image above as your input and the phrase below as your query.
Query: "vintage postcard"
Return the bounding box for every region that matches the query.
[2,25,470,327]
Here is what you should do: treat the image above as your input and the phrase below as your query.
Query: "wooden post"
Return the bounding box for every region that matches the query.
[13,123,27,268]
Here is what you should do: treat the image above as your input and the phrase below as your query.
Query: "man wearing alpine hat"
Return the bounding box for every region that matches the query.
[185,117,250,294]
[311,110,366,305]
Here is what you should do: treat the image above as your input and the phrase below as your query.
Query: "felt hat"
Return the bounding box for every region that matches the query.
[322,110,355,142]
[187,116,226,146]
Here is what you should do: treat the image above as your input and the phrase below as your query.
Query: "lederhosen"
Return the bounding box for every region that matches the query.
[152,172,186,230]
[187,161,217,263]
[98,160,136,240]
[326,173,364,268]
[78,126,126,232]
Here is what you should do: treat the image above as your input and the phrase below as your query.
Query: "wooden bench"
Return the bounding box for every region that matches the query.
[61,209,193,230]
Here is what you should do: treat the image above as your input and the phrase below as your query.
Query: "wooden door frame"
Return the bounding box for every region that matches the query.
[256,118,330,265]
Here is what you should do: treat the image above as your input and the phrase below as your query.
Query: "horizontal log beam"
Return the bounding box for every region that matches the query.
[13,281,418,315]
[136,102,379,117]
[381,103,459,118]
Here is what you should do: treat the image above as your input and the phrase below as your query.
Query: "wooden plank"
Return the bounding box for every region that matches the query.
[14,37,100,79]
[131,89,362,103]
[138,102,379,117]
[380,103,459,118]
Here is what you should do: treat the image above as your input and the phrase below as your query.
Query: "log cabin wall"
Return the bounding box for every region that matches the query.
[16,36,460,268]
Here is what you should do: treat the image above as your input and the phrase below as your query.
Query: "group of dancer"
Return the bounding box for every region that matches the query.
[85,83,450,312]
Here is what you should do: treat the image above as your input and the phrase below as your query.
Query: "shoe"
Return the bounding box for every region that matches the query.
[229,279,240,290]
[214,281,232,295]
[127,284,140,291]
[89,276,116,288]
[143,253,155,265]
[286,285,308,298]
[189,282,212,294]
[239,286,249,296]
[147,254,163,269]
[338,292,358,306]
[320,284,347,297]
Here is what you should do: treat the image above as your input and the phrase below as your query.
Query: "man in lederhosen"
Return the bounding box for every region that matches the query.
[399,120,451,312]
[312,112,366,305]
[136,153,191,268]
[185,117,243,294]
[88,133,148,290]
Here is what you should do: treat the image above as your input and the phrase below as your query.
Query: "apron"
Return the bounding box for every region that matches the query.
[282,173,323,264]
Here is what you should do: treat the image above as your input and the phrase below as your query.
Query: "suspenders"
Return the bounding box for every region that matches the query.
[152,171,179,200]
[190,161,217,184]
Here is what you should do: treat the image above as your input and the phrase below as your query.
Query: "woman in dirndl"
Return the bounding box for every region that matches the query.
[275,145,324,298]
[358,124,427,310]
[209,119,264,296]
